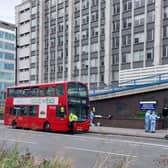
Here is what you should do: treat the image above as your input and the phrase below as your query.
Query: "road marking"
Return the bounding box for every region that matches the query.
[1,127,168,149]
[65,146,137,158]
[0,138,37,144]
[102,139,168,148]
[69,135,168,149]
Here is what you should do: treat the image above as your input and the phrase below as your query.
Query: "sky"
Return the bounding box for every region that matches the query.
[0,0,22,23]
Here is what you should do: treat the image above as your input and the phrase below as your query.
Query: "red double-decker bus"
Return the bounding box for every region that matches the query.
[4,81,90,132]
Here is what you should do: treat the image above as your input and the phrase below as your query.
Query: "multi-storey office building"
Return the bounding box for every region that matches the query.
[0,21,15,107]
[16,0,168,89]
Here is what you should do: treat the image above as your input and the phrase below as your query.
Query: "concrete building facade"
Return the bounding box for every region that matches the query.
[0,21,15,107]
[15,0,168,89]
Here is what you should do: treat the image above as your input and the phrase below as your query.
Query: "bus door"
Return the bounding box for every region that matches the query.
[47,105,66,130]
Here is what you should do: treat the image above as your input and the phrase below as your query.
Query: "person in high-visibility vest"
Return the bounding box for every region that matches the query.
[69,113,78,134]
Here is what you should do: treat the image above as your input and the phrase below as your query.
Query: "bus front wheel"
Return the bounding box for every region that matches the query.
[44,122,50,132]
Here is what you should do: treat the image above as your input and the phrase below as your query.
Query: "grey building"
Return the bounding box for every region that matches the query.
[15,0,168,89]
[0,21,15,107]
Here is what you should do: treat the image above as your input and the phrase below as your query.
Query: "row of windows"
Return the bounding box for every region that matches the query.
[8,85,64,97]
[0,41,15,51]
[0,31,15,41]
[0,72,14,80]
[112,49,153,64]
[0,62,14,70]
[10,106,37,117]
[0,52,15,60]
[9,105,66,118]
[113,0,154,15]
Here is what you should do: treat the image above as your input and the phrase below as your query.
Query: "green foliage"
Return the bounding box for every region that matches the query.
[0,108,3,115]
[0,147,71,168]
[134,111,146,119]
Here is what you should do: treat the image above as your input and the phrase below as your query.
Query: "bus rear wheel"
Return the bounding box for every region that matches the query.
[44,122,50,132]
[12,120,17,129]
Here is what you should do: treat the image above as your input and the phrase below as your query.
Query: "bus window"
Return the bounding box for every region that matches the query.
[39,88,46,96]
[8,88,15,97]
[32,88,39,96]
[68,82,88,97]
[56,84,64,96]
[78,83,88,97]
[29,106,37,116]
[56,106,66,118]
[46,87,55,96]
[15,88,23,97]
[20,106,29,116]
[23,88,31,97]
[68,83,78,96]
[10,107,21,116]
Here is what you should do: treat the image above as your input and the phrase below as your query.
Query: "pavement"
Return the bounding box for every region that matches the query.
[89,126,168,139]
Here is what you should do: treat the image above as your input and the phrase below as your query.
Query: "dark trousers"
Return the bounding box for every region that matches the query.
[69,121,74,134]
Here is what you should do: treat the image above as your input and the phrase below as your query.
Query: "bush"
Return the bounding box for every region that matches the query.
[0,146,71,168]
[0,108,3,115]
[134,111,146,119]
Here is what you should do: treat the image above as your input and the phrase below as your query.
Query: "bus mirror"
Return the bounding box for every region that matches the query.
[61,106,65,113]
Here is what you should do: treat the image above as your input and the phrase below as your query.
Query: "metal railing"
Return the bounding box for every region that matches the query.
[89,72,168,97]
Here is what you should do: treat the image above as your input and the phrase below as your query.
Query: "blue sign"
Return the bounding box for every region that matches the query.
[140,101,157,110]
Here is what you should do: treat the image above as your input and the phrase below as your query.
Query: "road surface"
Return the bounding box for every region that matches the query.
[0,124,168,168]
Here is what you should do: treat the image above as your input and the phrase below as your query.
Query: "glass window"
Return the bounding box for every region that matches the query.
[56,84,64,96]
[134,14,144,26]
[15,88,23,97]
[68,82,88,97]
[10,107,21,116]
[46,87,55,96]
[133,51,144,61]
[147,49,153,60]
[23,88,31,97]
[147,29,154,41]
[8,88,15,97]
[56,106,66,118]
[147,11,155,23]
[134,32,144,44]
[32,88,39,96]
[29,106,37,116]
[39,88,46,96]
[163,46,168,57]
[20,106,29,116]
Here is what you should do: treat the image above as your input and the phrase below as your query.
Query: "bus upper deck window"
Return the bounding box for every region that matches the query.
[39,88,46,96]
[32,88,39,96]
[15,88,23,97]
[23,88,31,97]
[56,84,64,96]
[47,87,55,96]
[8,88,15,97]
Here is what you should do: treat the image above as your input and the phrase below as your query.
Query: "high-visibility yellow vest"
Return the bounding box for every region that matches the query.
[69,113,78,122]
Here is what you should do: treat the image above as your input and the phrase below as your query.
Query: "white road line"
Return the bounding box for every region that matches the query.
[70,135,168,149]
[65,146,137,158]
[102,140,168,148]
[0,138,37,144]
